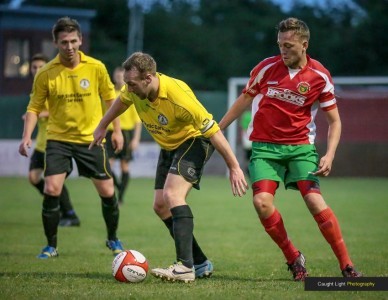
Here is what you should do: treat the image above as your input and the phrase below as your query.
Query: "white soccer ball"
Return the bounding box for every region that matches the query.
[112,249,149,283]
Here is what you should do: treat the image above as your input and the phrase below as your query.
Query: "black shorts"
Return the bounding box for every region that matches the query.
[154,137,215,190]
[29,149,45,171]
[44,140,113,180]
[105,129,134,161]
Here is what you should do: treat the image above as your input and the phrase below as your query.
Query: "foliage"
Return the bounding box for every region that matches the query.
[20,0,388,90]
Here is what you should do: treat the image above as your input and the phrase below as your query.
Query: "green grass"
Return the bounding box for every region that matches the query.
[0,176,387,299]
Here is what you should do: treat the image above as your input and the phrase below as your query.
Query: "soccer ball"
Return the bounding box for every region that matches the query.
[112,250,149,283]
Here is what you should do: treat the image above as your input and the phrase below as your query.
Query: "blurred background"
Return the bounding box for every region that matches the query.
[0,0,387,177]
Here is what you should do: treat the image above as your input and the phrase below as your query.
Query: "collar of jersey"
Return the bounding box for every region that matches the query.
[53,51,88,65]
[156,72,168,100]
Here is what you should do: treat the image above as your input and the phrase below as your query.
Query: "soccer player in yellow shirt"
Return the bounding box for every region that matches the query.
[105,67,142,205]
[91,52,248,282]
[24,53,81,227]
[19,17,124,259]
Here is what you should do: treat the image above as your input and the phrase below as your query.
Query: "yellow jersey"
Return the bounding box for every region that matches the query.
[108,89,141,131]
[27,51,116,144]
[120,73,219,151]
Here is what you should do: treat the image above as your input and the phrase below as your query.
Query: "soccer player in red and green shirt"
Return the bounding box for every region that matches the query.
[219,17,361,280]
[91,52,248,282]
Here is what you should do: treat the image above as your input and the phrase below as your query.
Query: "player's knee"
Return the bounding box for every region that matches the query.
[43,183,61,196]
[153,199,169,218]
[297,180,321,198]
[28,171,42,185]
[252,180,278,196]
[253,193,274,215]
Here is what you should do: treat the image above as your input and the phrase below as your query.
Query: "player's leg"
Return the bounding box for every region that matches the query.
[28,149,45,194]
[78,143,123,256]
[288,144,361,277]
[117,130,132,204]
[58,184,81,227]
[118,159,130,204]
[252,180,301,264]
[37,141,72,258]
[298,181,361,277]
[250,143,305,280]
[151,173,196,282]
[151,138,214,281]
[106,130,120,189]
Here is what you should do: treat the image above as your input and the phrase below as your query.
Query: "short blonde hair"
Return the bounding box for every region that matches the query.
[122,52,157,78]
[277,17,310,41]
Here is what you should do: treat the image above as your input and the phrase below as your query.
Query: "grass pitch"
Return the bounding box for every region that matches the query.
[0,176,387,299]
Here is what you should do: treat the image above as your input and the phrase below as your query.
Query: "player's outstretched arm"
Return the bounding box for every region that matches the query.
[210,130,248,197]
[219,93,253,130]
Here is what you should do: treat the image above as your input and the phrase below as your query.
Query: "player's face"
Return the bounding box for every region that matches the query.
[277,31,308,69]
[55,31,82,64]
[124,68,150,100]
[30,60,46,77]
[113,69,125,87]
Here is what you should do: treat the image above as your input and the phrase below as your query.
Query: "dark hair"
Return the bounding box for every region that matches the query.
[122,52,157,78]
[52,17,82,42]
[277,17,310,41]
[31,53,49,63]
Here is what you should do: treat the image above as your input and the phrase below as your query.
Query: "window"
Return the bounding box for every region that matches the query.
[41,39,56,59]
[4,39,30,78]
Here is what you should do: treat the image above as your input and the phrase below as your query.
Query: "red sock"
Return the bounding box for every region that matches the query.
[313,207,352,270]
[260,209,299,264]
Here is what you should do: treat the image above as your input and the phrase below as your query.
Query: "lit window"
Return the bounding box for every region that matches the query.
[4,39,30,78]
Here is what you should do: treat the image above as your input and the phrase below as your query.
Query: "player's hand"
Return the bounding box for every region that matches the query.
[312,155,334,177]
[18,139,31,157]
[229,167,249,197]
[111,130,124,154]
[89,126,107,150]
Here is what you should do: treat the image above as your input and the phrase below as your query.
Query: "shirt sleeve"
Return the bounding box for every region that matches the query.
[27,71,47,114]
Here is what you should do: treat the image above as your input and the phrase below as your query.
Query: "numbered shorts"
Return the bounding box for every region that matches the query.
[249,142,320,190]
[154,137,215,190]
[44,140,113,180]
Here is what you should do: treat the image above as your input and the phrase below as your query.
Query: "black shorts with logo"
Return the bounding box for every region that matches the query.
[105,129,134,161]
[154,137,215,190]
[29,149,45,171]
[44,140,113,180]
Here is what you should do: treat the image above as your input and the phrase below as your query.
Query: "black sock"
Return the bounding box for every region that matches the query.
[33,179,45,195]
[118,171,130,202]
[42,194,60,248]
[59,185,77,218]
[112,173,120,190]
[101,194,119,241]
[163,216,207,265]
[171,205,194,268]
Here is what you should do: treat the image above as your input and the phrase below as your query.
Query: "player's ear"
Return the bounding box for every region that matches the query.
[144,73,152,84]
[303,40,308,51]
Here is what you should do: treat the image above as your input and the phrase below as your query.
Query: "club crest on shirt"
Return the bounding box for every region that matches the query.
[158,113,168,125]
[80,79,90,90]
[297,82,310,94]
